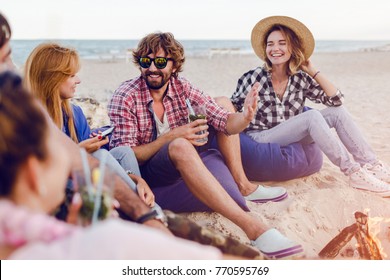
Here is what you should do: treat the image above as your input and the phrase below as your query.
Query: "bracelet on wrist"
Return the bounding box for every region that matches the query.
[312,71,320,79]
[135,209,168,227]
[135,210,158,224]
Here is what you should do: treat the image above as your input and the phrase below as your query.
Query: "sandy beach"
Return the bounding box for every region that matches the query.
[74,50,390,259]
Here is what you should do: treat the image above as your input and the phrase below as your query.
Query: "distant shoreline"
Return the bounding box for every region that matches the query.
[11,39,390,67]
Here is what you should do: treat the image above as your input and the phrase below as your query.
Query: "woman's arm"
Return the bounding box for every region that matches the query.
[225,83,259,134]
[301,59,338,97]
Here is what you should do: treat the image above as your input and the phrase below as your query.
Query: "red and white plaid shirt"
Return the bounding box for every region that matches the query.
[108,75,230,148]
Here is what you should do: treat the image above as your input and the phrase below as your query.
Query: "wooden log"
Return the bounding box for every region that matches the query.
[319,212,383,259]
[318,224,357,259]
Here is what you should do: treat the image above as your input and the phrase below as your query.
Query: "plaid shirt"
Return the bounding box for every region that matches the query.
[231,67,344,132]
[108,75,229,148]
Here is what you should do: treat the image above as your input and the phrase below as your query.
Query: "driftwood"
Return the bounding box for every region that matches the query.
[164,210,262,259]
[319,212,382,259]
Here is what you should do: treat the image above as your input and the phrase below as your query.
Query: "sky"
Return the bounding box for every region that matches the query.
[2,0,390,40]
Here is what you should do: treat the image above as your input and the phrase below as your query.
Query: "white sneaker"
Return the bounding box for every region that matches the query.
[349,168,390,194]
[252,228,304,259]
[244,185,288,203]
[364,161,390,183]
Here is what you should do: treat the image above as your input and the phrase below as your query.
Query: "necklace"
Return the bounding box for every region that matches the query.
[272,78,288,100]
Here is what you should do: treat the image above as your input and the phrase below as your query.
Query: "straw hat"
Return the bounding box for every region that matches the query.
[251,16,315,61]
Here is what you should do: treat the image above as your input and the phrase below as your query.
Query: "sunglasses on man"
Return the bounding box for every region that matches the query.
[138,57,173,69]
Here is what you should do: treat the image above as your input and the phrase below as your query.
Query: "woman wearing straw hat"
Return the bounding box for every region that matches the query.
[231,16,390,195]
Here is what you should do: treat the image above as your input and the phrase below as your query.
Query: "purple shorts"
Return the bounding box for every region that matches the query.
[140,143,249,213]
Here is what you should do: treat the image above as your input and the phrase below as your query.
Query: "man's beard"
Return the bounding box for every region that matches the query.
[143,70,170,90]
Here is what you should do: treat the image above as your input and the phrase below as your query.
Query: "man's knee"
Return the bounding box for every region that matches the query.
[168,138,197,162]
[214,96,236,112]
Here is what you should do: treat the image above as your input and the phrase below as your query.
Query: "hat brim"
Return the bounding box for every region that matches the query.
[251,16,315,61]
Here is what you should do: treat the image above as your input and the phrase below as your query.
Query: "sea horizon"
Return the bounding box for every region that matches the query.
[11,39,390,66]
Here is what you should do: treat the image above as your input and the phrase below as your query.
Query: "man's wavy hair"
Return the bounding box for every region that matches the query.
[132,32,185,78]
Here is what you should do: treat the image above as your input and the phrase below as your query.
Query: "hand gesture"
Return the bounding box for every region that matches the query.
[242,82,259,122]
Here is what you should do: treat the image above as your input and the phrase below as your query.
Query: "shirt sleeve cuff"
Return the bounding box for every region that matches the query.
[329,89,344,104]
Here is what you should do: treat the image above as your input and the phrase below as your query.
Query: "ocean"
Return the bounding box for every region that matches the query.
[10,39,390,66]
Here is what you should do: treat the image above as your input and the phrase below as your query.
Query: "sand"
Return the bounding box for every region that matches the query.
[74,50,390,259]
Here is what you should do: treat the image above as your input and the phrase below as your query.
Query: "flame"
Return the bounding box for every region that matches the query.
[319,211,390,260]
[368,216,390,259]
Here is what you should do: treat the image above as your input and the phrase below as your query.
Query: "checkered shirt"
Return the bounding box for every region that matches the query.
[108,75,230,148]
[230,67,344,131]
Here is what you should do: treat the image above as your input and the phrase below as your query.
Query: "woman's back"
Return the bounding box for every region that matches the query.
[8,219,220,260]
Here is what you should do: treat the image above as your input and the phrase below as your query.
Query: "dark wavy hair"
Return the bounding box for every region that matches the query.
[0,72,48,196]
[0,13,12,48]
[132,32,185,78]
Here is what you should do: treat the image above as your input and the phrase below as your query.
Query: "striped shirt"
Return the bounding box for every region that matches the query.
[108,75,230,148]
[230,67,344,132]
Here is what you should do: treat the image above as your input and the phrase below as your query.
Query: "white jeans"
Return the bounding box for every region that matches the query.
[247,106,377,175]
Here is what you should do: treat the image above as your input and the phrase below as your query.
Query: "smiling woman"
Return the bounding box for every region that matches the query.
[24,43,81,142]
[231,15,390,195]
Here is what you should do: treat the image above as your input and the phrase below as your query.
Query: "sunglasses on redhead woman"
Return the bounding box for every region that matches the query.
[138,57,173,69]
